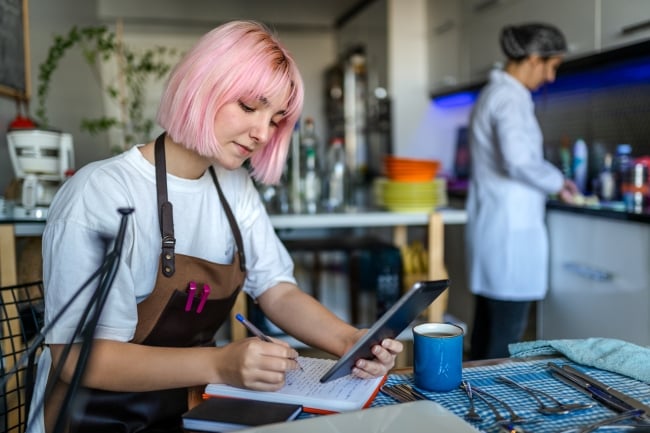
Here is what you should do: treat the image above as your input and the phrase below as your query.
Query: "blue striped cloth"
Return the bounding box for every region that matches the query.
[298,358,650,433]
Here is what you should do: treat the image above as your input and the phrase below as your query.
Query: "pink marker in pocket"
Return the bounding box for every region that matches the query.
[185,281,197,312]
[196,284,210,313]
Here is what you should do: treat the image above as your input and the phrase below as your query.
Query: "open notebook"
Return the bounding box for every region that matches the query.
[204,356,385,414]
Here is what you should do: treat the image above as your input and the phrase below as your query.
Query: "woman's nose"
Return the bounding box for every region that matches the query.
[250,118,272,144]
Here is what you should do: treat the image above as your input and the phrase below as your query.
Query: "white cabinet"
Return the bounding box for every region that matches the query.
[600,0,650,50]
[460,0,598,81]
[460,0,516,81]
[538,210,650,346]
[428,0,463,90]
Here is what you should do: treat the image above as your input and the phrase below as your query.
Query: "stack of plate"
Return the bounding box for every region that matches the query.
[374,177,447,212]
[375,156,446,212]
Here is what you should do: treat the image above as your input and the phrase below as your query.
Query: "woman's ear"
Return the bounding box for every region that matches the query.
[527,54,543,66]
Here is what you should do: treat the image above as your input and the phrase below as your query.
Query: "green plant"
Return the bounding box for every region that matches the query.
[35,25,177,153]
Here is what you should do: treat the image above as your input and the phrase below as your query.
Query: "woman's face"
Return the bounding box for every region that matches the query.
[528,55,563,91]
[212,91,289,170]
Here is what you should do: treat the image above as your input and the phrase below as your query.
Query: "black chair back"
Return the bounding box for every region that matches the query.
[1,281,45,433]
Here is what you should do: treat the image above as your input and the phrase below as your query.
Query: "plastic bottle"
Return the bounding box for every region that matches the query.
[614,144,633,201]
[323,137,348,212]
[598,152,615,201]
[572,138,588,194]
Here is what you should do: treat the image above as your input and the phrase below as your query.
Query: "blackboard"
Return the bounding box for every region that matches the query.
[0,0,30,100]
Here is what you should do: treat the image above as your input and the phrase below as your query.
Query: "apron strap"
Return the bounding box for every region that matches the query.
[209,167,246,272]
[154,133,176,277]
[154,132,247,275]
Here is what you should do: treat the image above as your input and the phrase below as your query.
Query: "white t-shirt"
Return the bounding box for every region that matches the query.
[29,146,296,433]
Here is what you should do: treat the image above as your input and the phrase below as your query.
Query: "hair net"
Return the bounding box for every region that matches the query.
[500,23,567,60]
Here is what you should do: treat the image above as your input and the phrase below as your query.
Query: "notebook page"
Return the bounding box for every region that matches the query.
[204,356,385,412]
[281,357,380,401]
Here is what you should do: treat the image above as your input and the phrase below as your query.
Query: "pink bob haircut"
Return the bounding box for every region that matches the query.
[157,20,304,184]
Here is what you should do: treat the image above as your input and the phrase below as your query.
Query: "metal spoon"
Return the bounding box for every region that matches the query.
[460,380,483,422]
[496,376,593,414]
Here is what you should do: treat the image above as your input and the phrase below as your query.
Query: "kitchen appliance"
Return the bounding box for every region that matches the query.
[7,129,75,215]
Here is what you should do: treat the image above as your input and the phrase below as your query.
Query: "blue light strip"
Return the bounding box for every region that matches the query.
[431,56,650,109]
[537,56,650,96]
[432,91,478,108]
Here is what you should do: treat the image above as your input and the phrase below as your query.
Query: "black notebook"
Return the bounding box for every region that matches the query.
[182,397,302,432]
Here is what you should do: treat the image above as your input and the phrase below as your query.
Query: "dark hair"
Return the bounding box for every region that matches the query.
[500,23,567,61]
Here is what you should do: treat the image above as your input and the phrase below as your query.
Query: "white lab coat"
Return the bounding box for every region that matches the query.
[465,69,564,301]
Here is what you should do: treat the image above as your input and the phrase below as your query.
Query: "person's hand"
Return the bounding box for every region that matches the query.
[558,178,579,204]
[347,330,403,379]
[215,337,300,391]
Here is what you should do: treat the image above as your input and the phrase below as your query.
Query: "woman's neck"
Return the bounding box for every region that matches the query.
[139,135,211,179]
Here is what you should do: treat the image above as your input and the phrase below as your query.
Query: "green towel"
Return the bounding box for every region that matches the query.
[508,338,650,383]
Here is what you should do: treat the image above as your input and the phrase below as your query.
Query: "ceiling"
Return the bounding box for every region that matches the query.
[97,0,376,30]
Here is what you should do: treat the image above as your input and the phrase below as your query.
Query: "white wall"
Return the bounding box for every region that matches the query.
[388,0,430,157]
[1,0,106,196]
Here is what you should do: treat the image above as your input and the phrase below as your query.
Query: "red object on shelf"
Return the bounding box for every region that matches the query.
[8,115,37,130]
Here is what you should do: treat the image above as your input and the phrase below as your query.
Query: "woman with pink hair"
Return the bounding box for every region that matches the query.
[34,21,402,433]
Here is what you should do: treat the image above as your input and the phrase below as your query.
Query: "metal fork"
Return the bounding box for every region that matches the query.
[460,380,483,422]
[472,385,539,425]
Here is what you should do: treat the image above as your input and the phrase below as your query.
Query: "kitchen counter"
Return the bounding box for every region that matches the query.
[269,208,467,232]
[546,199,650,224]
[1,207,468,340]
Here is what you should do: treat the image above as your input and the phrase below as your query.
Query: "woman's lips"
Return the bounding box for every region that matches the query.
[235,142,253,157]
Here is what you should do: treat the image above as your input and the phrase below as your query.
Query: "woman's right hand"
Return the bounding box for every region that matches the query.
[213,337,300,391]
[558,178,579,204]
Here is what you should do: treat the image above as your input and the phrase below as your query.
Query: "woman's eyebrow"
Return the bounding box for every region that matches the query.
[257,96,287,116]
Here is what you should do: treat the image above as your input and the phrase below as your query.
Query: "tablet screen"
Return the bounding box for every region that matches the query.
[319,279,449,383]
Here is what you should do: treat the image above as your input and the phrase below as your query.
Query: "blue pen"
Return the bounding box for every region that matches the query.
[235,313,303,370]
[235,313,272,342]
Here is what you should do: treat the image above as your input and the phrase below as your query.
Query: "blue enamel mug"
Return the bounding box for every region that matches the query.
[413,323,464,392]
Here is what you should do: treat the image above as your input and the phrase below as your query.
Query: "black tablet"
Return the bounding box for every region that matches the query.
[319,279,449,383]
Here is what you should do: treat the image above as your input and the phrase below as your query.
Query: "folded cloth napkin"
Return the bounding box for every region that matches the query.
[509,338,650,383]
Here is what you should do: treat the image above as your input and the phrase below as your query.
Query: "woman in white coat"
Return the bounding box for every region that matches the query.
[465,23,578,360]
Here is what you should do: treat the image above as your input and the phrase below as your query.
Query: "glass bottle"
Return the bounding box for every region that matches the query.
[323,137,348,212]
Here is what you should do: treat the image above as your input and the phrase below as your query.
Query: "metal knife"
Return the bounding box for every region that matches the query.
[560,364,650,415]
[547,362,649,415]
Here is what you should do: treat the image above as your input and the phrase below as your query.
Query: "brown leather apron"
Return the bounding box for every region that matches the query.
[45,133,247,433]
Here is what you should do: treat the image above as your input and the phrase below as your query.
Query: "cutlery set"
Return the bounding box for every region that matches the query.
[381,362,650,433]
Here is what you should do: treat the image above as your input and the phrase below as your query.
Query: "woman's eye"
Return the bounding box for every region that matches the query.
[238,101,254,112]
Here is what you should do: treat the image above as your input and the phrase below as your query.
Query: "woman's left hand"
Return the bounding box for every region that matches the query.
[350,336,403,379]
